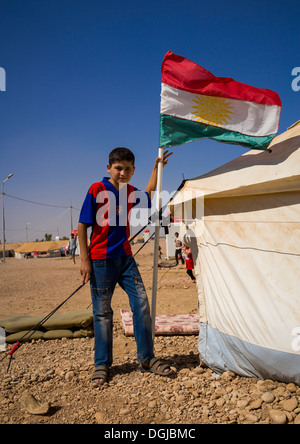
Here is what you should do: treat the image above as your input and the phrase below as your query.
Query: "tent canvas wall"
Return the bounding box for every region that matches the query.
[171,122,300,385]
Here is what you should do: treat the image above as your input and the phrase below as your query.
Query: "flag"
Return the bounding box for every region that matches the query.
[159,51,282,151]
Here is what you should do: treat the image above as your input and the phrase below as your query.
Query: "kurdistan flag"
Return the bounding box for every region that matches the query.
[159,51,282,151]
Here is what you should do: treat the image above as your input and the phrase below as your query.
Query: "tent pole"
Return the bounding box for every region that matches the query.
[151,147,164,340]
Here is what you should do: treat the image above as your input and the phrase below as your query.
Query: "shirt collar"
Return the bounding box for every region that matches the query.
[102,177,120,196]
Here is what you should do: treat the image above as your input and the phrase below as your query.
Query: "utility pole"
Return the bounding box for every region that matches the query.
[70,200,73,233]
[2,173,13,263]
[26,222,30,242]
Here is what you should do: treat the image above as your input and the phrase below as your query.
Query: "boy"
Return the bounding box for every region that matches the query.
[68,232,77,264]
[174,232,184,265]
[78,147,173,385]
[183,245,196,283]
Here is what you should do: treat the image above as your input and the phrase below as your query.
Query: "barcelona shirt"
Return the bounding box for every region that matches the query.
[79,177,151,259]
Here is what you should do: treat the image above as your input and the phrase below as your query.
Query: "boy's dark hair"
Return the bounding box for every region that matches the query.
[109,147,135,166]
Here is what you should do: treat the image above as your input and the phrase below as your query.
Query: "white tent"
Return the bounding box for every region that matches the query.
[171,121,300,384]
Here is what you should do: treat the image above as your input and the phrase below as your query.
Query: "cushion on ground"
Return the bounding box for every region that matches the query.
[120,309,200,336]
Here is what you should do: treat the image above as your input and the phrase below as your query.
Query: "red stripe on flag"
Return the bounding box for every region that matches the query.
[161,51,281,106]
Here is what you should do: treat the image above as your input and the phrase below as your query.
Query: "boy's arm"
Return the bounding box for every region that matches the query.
[146,149,173,196]
[78,222,92,284]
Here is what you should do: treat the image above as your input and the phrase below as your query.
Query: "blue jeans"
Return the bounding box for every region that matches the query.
[90,255,154,368]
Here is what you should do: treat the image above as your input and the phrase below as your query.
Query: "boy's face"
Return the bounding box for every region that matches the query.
[107,160,135,188]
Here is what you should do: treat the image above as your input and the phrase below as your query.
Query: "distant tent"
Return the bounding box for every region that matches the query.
[170,122,300,384]
[0,243,22,257]
[14,240,68,255]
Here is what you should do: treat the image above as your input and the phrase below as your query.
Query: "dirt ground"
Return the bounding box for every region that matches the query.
[0,240,299,425]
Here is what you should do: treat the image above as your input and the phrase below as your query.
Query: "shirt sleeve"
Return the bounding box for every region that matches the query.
[79,187,97,227]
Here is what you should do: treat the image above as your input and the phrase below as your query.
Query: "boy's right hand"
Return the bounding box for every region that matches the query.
[80,258,92,285]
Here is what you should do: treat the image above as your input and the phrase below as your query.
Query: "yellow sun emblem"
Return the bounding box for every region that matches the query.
[191,94,233,127]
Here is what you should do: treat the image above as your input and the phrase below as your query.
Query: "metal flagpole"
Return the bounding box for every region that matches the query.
[151,147,164,340]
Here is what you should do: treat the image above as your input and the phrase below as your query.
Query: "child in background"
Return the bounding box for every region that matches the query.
[174,232,184,265]
[183,245,196,283]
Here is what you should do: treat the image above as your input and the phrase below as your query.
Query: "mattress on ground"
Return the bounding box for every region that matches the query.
[120,309,200,336]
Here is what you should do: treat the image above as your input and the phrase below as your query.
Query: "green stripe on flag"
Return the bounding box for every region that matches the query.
[159,115,274,151]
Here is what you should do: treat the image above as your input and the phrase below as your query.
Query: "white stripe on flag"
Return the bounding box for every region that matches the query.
[160,83,281,137]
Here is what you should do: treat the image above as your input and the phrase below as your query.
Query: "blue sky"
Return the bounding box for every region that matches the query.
[0,0,299,242]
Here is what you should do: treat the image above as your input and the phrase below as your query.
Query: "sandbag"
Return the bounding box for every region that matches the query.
[43,328,94,339]
[43,329,74,340]
[0,310,94,342]
[0,310,93,333]
[42,310,93,330]
[0,315,45,333]
[5,330,45,343]
[73,328,94,338]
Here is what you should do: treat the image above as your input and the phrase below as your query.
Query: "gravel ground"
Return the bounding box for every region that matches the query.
[1,332,300,425]
[1,245,299,425]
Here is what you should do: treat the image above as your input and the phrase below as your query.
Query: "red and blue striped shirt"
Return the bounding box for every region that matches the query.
[79,177,151,259]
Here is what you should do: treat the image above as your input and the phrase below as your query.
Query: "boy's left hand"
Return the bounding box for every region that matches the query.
[146,149,174,195]
[155,149,173,168]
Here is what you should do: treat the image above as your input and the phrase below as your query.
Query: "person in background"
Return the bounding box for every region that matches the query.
[183,245,196,283]
[158,245,162,259]
[174,232,184,265]
[68,233,77,264]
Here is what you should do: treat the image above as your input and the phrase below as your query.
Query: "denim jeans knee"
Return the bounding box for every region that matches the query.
[90,256,154,367]
[90,260,116,367]
[118,256,154,363]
